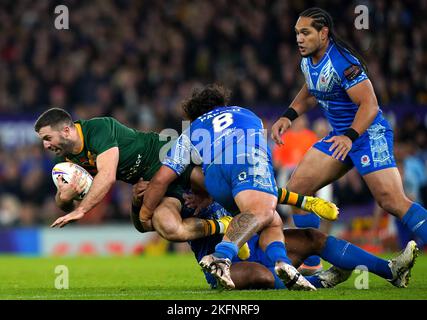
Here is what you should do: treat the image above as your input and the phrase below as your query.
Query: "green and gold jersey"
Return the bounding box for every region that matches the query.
[56,117,171,184]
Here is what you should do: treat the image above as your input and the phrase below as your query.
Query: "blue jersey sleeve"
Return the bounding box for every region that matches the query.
[162,129,201,176]
[331,48,368,90]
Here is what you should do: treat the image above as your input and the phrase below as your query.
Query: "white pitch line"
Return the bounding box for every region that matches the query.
[0,290,221,299]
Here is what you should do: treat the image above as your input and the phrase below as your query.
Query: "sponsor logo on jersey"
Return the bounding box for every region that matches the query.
[344,65,362,81]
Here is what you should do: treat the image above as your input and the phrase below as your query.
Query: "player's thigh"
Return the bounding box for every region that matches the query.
[151,197,183,237]
[287,147,350,195]
[230,262,276,289]
[363,167,412,217]
[283,228,328,268]
[234,190,277,218]
[257,210,286,249]
[204,165,237,213]
[230,149,278,215]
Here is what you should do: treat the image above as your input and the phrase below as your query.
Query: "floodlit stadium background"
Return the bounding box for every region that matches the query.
[0,0,426,257]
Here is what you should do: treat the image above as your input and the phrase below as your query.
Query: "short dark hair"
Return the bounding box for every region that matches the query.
[34,108,74,132]
[181,84,231,121]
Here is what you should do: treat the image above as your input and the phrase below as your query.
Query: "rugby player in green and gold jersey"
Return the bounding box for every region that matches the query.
[34,108,232,242]
[34,108,338,245]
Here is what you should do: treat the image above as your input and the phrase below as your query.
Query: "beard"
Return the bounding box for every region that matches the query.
[57,137,75,156]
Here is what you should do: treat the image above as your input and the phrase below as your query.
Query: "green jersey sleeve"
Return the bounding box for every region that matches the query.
[83,118,119,154]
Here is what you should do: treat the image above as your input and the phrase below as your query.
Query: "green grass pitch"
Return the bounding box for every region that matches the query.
[0,253,426,300]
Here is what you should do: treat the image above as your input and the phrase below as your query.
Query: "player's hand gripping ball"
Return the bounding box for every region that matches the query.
[51,162,93,200]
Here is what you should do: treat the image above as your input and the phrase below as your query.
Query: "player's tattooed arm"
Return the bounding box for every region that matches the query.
[224,213,259,247]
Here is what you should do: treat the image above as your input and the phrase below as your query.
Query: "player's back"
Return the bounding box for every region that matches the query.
[59,117,169,184]
[189,106,267,171]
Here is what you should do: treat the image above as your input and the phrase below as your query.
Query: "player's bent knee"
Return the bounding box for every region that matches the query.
[254,209,275,228]
[376,191,407,216]
[130,207,147,233]
[303,228,328,253]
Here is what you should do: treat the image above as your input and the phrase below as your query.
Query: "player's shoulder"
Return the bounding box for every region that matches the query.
[328,43,361,71]
[79,117,124,132]
[328,43,367,82]
[81,116,117,126]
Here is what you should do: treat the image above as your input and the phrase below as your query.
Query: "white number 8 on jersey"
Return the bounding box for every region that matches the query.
[212,112,234,132]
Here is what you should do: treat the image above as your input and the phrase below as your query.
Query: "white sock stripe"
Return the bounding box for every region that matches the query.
[301,197,307,209]
[412,219,426,232]
[219,222,225,234]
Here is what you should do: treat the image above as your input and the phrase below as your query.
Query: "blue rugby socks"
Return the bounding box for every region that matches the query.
[213,241,238,260]
[320,235,392,280]
[265,241,292,265]
[401,202,427,243]
[293,213,321,268]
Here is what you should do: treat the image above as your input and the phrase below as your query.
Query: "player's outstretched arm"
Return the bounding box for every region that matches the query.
[51,147,119,228]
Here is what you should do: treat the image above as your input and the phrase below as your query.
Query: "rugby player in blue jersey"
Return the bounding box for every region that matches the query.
[271,7,427,274]
[133,180,418,290]
[140,84,317,290]
[189,202,418,290]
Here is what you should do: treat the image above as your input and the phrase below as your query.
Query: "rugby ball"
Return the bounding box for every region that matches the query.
[51,162,93,200]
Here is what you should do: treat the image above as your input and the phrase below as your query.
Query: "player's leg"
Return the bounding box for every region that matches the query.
[282,228,328,268]
[152,197,205,241]
[198,167,289,289]
[192,161,339,222]
[348,121,427,244]
[227,228,324,291]
[286,146,351,274]
[193,161,339,221]
[131,196,229,241]
[200,190,278,289]
[277,187,339,221]
[286,147,351,198]
[227,228,418,290]
[363,167,427,243]
[233,194,316,291]
[282,228,418,288]
[199,146,315,290]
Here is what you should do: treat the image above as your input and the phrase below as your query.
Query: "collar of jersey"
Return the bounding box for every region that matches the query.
[75,123,85,154]
[308,40,334,69]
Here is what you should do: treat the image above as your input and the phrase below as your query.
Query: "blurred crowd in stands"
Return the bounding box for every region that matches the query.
[0,0,426,240]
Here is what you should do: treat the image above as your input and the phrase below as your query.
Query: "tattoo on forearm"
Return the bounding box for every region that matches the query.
[225,213,259,247]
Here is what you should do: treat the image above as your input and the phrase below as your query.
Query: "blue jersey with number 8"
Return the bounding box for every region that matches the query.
[164,106,268,175]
